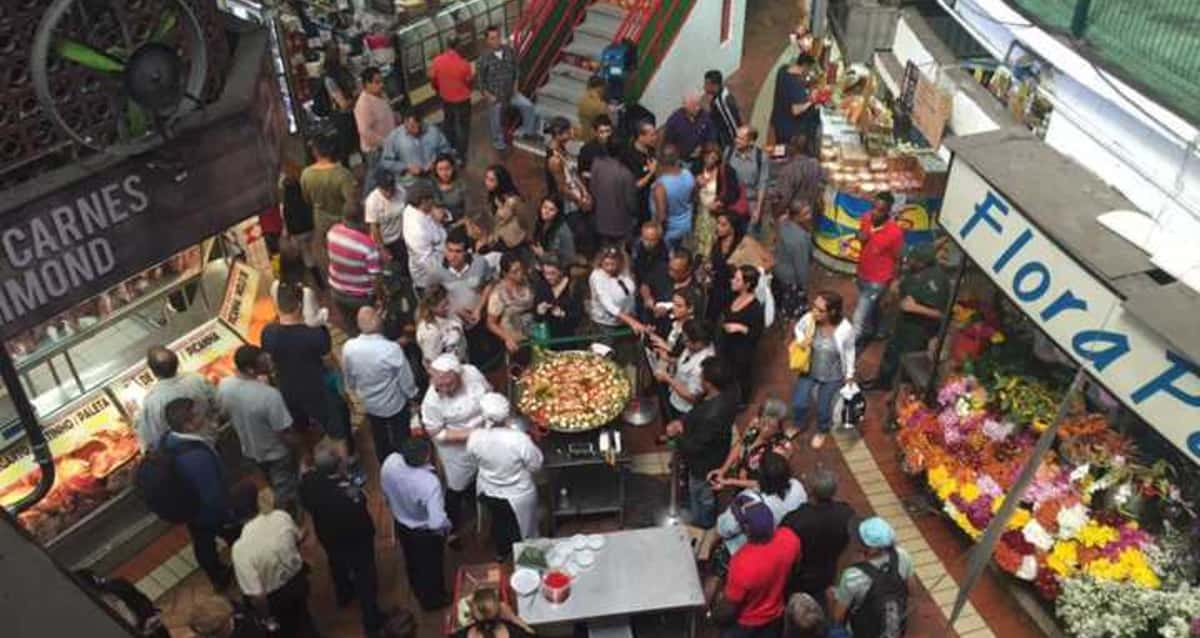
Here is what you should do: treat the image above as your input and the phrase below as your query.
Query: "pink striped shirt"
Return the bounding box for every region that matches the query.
[327,223,381,297]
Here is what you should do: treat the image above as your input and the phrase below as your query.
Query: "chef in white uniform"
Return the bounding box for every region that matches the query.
[421,353,491,536]
[467,393,544,560]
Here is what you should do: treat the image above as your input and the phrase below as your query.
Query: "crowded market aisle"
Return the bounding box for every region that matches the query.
[97,2,1057,637]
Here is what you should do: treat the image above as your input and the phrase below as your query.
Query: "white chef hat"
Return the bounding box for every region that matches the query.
[430,353,462,373]
[480,392,511,425]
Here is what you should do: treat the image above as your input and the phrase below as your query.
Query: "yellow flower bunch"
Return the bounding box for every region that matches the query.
[990,331,1006,344]
[1006,508,1032,530]
[1076,521,1120,548]
[1047,540,1079,577]
[927,466,959,501]
[1081,548,1160,588]
[959,482,982,502]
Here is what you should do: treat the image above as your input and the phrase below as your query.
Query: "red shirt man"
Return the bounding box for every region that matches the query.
[856,193,904,285]
[723,500,803,632]
[429,46,474,105]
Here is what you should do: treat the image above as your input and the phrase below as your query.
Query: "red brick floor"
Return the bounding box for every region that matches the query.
[108,2,1052,636]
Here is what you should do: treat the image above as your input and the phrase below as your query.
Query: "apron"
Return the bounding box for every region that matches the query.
[471,428,542,540]
[426,379,488,491]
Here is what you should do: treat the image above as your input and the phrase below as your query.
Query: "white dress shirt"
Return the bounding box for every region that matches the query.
[379,455,450,531]
[231,510,304,597]
[402,204,447,289]
[588,269,636,327]
[421,365,491,491]
[342,333,419,418]
[364,186,407,245]
[670,344,715,413]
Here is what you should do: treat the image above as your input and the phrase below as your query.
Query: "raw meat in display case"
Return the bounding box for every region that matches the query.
[0,394,140,543]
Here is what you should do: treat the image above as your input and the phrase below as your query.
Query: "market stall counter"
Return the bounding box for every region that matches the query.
[512,527,705,635]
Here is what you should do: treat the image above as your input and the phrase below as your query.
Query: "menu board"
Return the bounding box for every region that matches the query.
[219,261,263,338]
[217,261,276,345]
[0,393,139,543]
[111,319,246,413]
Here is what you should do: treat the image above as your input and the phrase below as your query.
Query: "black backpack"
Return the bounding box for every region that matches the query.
[847,548,909,638]
[135,436,205,523]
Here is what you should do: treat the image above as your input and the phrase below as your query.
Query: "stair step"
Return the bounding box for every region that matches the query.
[577,12,623,41]
[551,64,596,84]
[587,2,627,21]
[537,78,586,105]
[562,31,611,61]
[534,95,580,128]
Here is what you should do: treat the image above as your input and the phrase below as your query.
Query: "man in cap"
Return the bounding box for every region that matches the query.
[421,353,491,539]
[716,495,802,637]
[466,393,544,560]
[864,243,949,390]
[363,166,408,269]
[342,306,420,463]
[299,439,383,635]
[832,516,912,637]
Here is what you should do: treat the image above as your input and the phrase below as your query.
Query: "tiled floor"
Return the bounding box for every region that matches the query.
[97,2,1054,637]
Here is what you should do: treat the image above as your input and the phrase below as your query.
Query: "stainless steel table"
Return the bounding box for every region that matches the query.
[513,526,705,635]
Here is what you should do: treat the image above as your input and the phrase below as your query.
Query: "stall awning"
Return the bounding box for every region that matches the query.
[939,129,1200,463]
[943,129,1200,364]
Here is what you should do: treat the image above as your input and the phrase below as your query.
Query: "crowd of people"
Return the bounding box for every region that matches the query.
[111,22,952,638]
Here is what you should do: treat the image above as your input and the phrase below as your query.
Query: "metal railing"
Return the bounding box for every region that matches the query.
[612,0,656,45]
[1005,0,1200,126]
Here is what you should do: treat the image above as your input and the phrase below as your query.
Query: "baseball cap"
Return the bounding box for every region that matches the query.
[733,494,775,542]
[856,516,896,548]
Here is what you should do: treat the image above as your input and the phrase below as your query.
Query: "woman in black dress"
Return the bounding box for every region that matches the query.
[720,264,765,405]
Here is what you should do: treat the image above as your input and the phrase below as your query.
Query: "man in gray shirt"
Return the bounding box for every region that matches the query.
[134,346,216,451]
[590,151,640,246]
[725,126,770,234]
[217,345,298,516]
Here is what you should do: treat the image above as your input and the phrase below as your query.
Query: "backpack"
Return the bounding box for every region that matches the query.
[847,548,909,638]
[135,436,205,523]
[599,43,629,81]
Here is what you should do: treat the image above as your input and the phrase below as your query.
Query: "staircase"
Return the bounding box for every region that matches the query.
[532,2,628,131]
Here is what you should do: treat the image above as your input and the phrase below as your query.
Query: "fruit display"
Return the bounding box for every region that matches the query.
[516,352,632,432]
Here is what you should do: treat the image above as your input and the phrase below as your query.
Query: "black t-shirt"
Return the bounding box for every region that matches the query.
[782,499,857,596]
[260,323,331,405]
[298,471,375,548]
[678,390,738,477]
[578,139,608,177]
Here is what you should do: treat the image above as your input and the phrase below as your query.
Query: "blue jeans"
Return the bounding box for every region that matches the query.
[793,375,842,432]
[686,474,717,529]
[487,92,539,149]
[852,279,887,346]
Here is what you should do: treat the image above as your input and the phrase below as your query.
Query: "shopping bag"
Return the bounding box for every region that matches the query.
[789,317,815,373]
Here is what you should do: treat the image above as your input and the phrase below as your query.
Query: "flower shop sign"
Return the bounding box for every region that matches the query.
[940,160,1200,462]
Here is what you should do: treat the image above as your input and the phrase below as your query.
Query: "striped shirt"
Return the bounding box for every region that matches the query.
[327,223,382,297]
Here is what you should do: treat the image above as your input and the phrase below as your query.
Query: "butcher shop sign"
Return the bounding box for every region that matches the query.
[0,108,278,341]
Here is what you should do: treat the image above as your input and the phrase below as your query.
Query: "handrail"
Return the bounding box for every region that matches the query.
[520,0,590,97]
[512,0,554,61]
[613,0,655,44]
[628,0,693,102]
